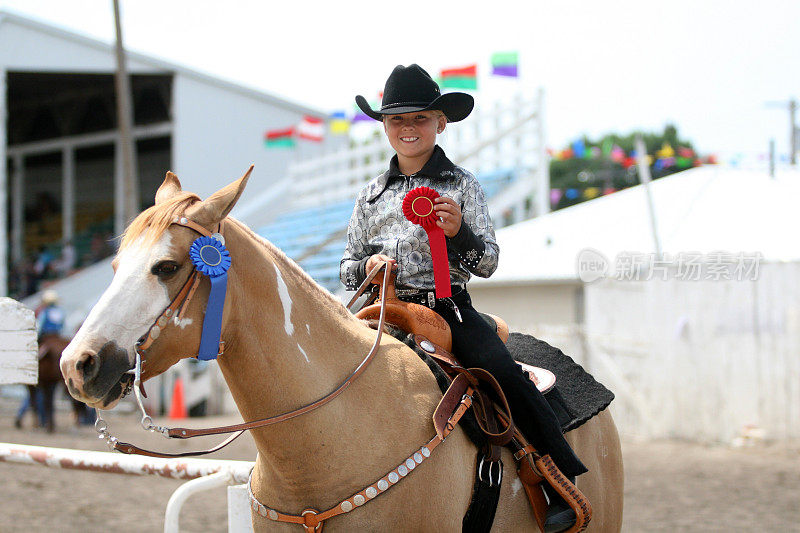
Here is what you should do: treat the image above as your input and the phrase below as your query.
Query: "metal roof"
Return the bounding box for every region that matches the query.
[473,165,800,286]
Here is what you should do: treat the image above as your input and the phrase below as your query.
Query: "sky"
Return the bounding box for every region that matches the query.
[1,0,798,162]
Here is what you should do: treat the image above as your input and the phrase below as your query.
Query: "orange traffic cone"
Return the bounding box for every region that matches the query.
[168,377,188,419]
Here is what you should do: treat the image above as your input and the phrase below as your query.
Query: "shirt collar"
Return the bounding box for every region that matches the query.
[367,145,457,202]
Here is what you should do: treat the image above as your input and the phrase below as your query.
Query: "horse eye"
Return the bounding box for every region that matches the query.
[151,261,179,276]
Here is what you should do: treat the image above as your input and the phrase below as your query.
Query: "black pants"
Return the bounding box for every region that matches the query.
[419,288,587,478]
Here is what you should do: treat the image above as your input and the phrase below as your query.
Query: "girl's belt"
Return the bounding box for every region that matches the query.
[395,285,465,321]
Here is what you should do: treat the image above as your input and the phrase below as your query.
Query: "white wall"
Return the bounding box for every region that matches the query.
[583,262,800,443]
[469,282,582,332]
[0,16,159,72]
[171,74,304,202]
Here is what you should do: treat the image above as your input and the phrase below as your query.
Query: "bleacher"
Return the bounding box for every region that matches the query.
[255,168,519,293]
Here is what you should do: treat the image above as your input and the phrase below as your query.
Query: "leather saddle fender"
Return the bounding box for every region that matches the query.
[355,269,453,352]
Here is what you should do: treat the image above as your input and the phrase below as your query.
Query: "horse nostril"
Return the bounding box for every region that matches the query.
[76,353,100,381]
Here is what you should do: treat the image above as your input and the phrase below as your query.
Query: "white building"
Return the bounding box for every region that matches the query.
[470,165,800,331]
[470,165,800,442]
[0,9,339,295]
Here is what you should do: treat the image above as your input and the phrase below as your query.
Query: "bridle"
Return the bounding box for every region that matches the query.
[92,213,502,532]
[95,214,393,458]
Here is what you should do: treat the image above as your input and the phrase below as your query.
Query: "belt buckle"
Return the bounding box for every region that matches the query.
[427,292,436,308]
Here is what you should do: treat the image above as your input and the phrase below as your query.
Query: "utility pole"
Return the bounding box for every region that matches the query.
[766,98,798,166]
[112,0,139,235]
[634,136,662,259]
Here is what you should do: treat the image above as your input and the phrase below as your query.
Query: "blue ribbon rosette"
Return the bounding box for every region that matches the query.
[189,236,231,360]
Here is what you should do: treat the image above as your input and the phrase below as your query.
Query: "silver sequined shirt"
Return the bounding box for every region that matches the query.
[340,146,499,290]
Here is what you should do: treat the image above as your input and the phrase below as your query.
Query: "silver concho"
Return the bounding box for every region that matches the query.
[388,472,399,484]
[398,464,408,476]
[157,316,168,328]
[353,495,365,506]
[421,446,431,458]
[211,232,225,245]
[340,501,353,513]
[150,325,161,339]
[366,487,378,498]
[414,452,423,464]
[405,458,416,471]
[258,505,268,517]
[268,510,278,521]
[420,340,436,353]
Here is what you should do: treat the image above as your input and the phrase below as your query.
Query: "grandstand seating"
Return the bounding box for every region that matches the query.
[255,168,518,293]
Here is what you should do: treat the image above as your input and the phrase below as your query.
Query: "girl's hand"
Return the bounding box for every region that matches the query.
[434,197,462,238]
[366,254,397,273]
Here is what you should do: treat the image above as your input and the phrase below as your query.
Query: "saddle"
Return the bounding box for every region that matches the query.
[352,266,591,532]
[354,270,556,394]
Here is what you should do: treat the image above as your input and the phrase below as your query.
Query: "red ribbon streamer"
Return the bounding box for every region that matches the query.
[402,187,451,299]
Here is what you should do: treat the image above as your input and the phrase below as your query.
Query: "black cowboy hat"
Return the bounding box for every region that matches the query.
[356,64,474,123]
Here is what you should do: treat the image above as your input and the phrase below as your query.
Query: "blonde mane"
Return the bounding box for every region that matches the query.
[119,192,201,251]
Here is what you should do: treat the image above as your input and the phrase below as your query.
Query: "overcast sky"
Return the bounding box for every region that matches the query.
[2,0,798,161]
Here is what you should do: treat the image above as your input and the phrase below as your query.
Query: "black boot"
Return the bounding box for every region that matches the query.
[543,477,577,533]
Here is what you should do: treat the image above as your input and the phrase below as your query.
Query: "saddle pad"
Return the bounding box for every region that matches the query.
[506,332,614,433]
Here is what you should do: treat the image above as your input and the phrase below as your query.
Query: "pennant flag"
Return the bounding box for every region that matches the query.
[656,142,675,159]
[603,187,616,196]
[264,127,295,149]
[565,188,580,200]
[584,187,600,199]
[676,156,693,168]
[297,116,325,142]
[440,64,478,90]
[550,188,562,205]
[588,147,601,159]
[677,146,694,158]
[610,144,625,163]
[572,139,586,159]
[491,51,519,77]
[352,101,376,123]
[330,111,350,135]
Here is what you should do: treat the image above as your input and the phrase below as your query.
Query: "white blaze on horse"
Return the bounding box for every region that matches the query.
[61,169,623,531]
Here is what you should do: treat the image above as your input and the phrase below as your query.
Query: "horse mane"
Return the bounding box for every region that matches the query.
[226,217,357,321]
[119,192,201,251]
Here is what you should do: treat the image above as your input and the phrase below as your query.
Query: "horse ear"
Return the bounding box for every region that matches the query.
[155,171,183,204]
[187,165,253,228]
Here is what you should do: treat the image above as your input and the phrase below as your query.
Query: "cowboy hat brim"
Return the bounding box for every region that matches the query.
[355,92,474,123]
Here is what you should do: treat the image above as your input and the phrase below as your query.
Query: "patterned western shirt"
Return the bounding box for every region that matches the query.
[340,145,499,291]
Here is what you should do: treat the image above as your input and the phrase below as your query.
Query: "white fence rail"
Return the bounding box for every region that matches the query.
[0,442,255,532]
[286,91,549,222]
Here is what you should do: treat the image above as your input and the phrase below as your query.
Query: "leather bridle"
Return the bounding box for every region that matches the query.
[95,213,392,458]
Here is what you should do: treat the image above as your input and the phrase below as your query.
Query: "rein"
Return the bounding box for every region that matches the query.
[96,219,392,457]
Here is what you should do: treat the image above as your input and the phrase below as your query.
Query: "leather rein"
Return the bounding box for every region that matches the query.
[96,215,393,458]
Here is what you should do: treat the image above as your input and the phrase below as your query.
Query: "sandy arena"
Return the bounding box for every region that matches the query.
[0,403,798,532]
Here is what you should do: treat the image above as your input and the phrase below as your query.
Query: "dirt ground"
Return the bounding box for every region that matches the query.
[0,401,798,532]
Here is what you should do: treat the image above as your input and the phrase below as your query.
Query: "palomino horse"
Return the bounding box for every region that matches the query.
[61,169,623,531]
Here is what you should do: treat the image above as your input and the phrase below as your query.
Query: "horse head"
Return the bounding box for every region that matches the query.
[60,167,252,409]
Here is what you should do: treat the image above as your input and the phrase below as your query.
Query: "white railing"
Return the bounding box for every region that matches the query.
[286,90,549,222]
[0,442,255,532]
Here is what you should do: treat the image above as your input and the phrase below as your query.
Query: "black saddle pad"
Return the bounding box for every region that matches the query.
[507,332,614,433]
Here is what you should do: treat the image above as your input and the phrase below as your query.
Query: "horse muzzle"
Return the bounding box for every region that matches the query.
[61,340,135,409]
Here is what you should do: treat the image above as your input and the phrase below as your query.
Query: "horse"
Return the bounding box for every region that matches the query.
[25,334,94,432]
[60,169,624,531]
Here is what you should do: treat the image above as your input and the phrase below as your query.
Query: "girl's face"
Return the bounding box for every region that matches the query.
[383,110,447,165]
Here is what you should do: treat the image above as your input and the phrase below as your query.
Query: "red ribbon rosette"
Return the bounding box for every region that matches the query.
[402,186,451,299]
